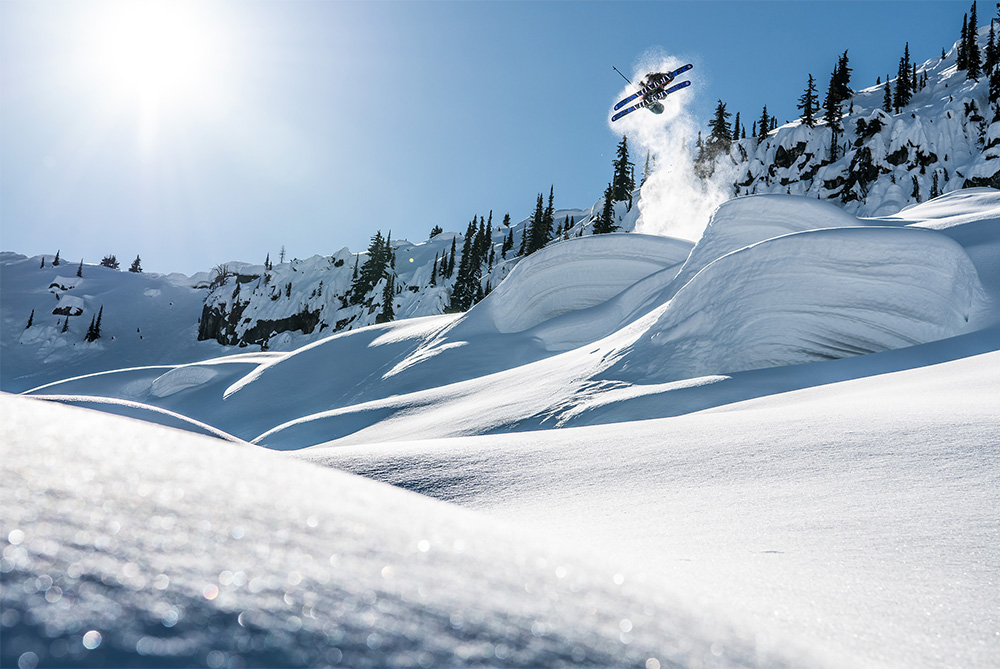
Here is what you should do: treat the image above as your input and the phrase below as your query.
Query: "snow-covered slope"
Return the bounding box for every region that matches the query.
[731,25,1000,216]
[0,253,229,393]
[301,347,1000,669]
[1,395,813,669]
[17,190,997,455]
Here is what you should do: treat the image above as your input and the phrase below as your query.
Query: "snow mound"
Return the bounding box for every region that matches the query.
[460,233,692,335]
[668,195,861,296]
[0,395,809,668]
[607,226,986,383]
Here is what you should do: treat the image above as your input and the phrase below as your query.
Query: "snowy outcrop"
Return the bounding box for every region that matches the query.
[729,29,1000,217]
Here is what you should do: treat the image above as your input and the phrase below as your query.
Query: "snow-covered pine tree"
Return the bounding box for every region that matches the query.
[77,260,83,278]
[593,184,618,234]
[757,105,770,139]
[883,77,893,112]
[894,46,912,112]
[732,111,741,140]
[798,74,818,127]
[61,316,69,333]
[833,51,852,105]
[26,310,34,329]
[350,230,391,304]
[101,254,119,269]
[129,255,142,273]
[525,193,547,255]
[610,137,634,201]
[378,274,395,323]
[968,2,982,79]
[53,250,60,266]
[542,187,555,238]
[823,68,843,161]
[959,13,969,70]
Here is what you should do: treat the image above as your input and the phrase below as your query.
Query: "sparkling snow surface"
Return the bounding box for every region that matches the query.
[1,396,811,669]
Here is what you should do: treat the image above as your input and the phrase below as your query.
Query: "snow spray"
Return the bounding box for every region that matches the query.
[611,50,735,242]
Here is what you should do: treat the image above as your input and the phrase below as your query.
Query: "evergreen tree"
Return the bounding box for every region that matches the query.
[77,260,83,278]
[931,170,941,198]
[833,50,852,105]
[129,255,142,273]
[447,236,456,276]
[26,309,34,329]
[378,274,395,323]
[61,316,69,333]
[279,245,286,263]
[430,225,443,238]
[707,99,732,152]
[987,21,998,73]
[350,231,392,304]
[883,78,894,112]
[352,254,359,281]
[430,252,438,286]
[823,68,843,161]
[757,105,770,139]
[501,228,513,258]
[593,183,619,234]
[968,2,983,79]
[85,306,104,342]
[798,74,818,127]
[525,193,548,255]
[40,257,45,269]
[53,250,60,266]
[732,111,741,141]
[959,13,969,70]
[610,137,635,201]
[542,187,555,241]
[912,175,922,202]
[990,60,1000,102]
[265,253,271,271]
[642,151,653,185]
[894,47,912,111]
[100,254,119,269]
[502,212,511,228]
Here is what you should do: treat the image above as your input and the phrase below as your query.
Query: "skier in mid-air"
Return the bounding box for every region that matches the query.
[611,64,693,122]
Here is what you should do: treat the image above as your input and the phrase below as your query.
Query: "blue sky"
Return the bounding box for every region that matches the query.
[0,1,976,274]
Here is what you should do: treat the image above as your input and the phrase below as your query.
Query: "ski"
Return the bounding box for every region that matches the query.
[611,80,691,122]
[613,63,693,111]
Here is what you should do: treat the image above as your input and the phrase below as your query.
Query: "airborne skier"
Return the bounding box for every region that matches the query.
[612,63,693,122]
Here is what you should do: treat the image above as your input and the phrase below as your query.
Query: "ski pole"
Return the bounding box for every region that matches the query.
[613,66,634,87]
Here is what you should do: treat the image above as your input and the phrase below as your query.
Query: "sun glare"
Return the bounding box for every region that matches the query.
[87,1,226,110]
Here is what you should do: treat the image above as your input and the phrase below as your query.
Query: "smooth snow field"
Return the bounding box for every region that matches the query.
[4,191,1000,668]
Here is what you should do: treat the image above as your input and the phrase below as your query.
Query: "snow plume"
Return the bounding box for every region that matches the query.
[611,51,735,243]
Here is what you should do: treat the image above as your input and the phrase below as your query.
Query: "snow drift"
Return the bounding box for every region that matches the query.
[604,225,986,384]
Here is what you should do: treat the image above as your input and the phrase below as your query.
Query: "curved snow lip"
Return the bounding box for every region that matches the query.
[605,225,987,384]
[456,233,693,336]
[31,394,246,443]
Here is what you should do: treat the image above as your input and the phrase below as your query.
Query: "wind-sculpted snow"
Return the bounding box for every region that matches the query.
[469,233,691,334]
[0,395,808,669]
[605,226,986,383]
[665,195,861,299]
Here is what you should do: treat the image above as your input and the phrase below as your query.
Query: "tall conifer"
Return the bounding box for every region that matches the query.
[798,74,818,127]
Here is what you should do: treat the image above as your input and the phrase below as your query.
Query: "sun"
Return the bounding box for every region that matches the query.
[87,1,223,107]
